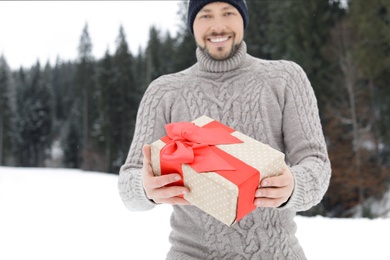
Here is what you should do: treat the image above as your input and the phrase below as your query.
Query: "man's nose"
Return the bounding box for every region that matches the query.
[210,18,227,33]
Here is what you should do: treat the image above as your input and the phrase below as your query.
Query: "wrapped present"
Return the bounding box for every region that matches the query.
[151,116,286,226]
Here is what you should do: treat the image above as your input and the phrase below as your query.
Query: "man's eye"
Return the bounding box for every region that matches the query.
[200,14,211,19]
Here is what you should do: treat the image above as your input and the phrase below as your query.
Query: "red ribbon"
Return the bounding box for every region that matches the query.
[160,122,243,173]
[159,120,260,223]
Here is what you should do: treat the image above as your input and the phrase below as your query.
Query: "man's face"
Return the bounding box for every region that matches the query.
[193,2,244,61]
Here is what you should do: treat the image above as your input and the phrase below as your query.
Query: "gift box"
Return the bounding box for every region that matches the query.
[151,116,286,226]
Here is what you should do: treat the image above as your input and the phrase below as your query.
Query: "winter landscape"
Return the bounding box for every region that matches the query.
[1,166,389,260]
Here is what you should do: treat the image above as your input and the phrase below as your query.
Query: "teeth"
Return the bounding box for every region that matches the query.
[210,37,229,43]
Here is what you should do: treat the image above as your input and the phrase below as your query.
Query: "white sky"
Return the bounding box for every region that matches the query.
[0,1,182,70]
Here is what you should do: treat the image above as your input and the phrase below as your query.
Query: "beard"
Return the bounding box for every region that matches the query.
[198,33,242,61]
[201,44,240,61]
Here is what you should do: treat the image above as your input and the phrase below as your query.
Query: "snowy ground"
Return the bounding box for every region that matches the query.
[0,166,389,260]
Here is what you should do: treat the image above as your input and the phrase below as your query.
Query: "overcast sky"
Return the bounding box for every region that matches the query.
[0,1,182,70]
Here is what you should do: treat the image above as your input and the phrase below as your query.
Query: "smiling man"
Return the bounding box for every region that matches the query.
[191,1,245,60]
[118,0,331,259]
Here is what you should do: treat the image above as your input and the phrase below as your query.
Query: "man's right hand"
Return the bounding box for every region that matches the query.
[142,144,190,205]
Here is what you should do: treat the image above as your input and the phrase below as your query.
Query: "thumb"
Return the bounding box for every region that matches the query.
[143,144,152,162]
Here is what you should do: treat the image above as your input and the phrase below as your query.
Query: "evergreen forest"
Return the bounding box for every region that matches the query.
[0,1,389,218]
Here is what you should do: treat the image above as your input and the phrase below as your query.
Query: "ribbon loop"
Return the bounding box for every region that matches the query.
[160,122,242,172]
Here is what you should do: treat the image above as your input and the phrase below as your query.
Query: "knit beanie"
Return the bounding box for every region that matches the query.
[187,0,249,35]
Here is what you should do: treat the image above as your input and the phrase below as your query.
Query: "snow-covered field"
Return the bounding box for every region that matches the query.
[1,166,389,260]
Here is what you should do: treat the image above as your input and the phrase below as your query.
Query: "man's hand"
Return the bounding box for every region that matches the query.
[254,166,294,208]
[141,144,190,205]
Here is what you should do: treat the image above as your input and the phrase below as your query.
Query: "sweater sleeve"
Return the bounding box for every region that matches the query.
[117,78,174,212]
[281,62,331,212]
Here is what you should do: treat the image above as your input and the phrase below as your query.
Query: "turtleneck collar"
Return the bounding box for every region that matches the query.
[196,41,247,73]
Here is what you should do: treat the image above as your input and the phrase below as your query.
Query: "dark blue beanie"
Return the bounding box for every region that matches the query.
[187,0,249,35]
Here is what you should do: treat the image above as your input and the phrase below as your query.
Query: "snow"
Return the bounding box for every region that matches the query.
[1,166,389,260]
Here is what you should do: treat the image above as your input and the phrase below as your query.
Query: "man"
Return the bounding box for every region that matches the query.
[118,0,331,259]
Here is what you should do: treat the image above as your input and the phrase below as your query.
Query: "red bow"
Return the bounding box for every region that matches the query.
[160,122,243,173]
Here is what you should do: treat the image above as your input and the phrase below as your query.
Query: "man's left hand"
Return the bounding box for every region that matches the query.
[254,167,294,208]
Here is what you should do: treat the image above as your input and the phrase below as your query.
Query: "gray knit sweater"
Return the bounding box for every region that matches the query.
[118,42,331,260]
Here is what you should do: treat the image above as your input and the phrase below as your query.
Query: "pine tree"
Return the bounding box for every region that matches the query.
[244,1,273,59]
[110,25,138,173]
[96,50,116,172]
[133,46,148,93]
[146,26,163,83]
[13,62,52,167]
[173,29,197,72]
[51,59,78,168]
[63,110,82,168]
[75,23,98,170]
[0,56,12,165]
[52,59,77,128]
[173,1,197,72]
[350,0,390,165]
[160,31,177,74]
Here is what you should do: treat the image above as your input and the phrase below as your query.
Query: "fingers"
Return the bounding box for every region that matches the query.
[146,178,190,205]
[141,144,190,205]
[254,167,294,208]
[254,189,286,208]
[144,173,191,205]
[255,186,286,200]
[145,175,189,198]
[259,168,290,188]
[148,173,181,188]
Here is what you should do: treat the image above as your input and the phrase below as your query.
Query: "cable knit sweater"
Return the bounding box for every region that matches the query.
[118,42,331,260]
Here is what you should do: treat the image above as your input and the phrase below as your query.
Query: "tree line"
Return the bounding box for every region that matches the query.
[0,1,389,218]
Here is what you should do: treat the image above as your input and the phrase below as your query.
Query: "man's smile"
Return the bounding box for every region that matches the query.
[209,36,230,43]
